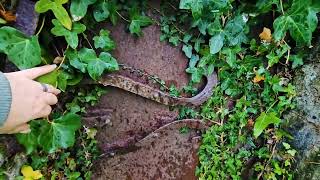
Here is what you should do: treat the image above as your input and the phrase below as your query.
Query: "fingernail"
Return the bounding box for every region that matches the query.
[52,64,57,68]
[20,129,31,134]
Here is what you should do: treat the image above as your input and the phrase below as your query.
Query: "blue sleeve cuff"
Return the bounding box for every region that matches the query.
[0,72,12,126]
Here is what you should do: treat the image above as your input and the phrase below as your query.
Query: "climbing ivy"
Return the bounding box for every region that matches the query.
[0,0,152,179]
[159,0,319,179]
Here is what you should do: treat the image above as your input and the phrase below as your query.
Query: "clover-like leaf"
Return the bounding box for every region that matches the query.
[253,112,281,138]
[38,113,81,153]
[70,0,97,21]
[51,19,86,49]
[0,26,41,69]
[93,30,115,51]
[35,0,72,30]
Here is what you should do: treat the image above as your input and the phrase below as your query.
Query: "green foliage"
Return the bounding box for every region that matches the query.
[70,0,97,21]
[0,26,41,69]
[66,48,119,80]
[93,30,116,51]
[129,6,153,36]
[16,113,81,154]
[35,0,72,30]
[253,112,281,138]
[158,0,318,179]
[273,0,320,46]
[38,113,81,153]
[93,0,118,24]
[51,19,86,49]
[36,70,60,86]
[0,0,153,179]
[1,0,316,179]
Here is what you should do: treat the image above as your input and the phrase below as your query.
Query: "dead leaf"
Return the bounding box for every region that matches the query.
[253,74,265,83]
[259,27,272,42]
[0,10,16,22]
[53,56,64,64]
[247,119,254,129]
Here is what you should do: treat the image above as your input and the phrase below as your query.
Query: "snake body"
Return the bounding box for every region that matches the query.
[98,68,218,106]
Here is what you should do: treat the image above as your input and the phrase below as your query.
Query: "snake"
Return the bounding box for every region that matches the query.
[96,65,218,107]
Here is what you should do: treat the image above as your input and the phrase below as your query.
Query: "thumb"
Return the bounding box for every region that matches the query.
[21,65,57,79]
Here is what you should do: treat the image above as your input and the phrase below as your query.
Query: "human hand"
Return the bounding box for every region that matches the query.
[0,65,61,134]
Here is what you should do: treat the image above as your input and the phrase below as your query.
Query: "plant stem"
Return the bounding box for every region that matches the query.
[116,10,130,22]
[36,16,46,36]
[57,45,69,70]
[82,33,93,49]
[280,0,285,15]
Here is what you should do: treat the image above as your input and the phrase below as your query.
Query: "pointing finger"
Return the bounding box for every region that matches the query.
[21,65,57,79]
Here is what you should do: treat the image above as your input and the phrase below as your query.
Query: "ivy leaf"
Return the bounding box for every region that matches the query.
[67,50,87,73]
[67,48,119,80]
[256,0,278,13]
[169,36,180,46]
[51,19,86,49]
[179,0,203,19]
[253,112,281,138]
[179,0,193,9]
[93,0,118,24]
[129,16,153,36]
[70,0,97,21]
[182,44,193,58]
[290,54,304,68]
[87,52,119,80]
[273,0,320,46]
[36,70,60,87]
[224,15,248,46]
[16,121,40,154]
[93,30,115,51]
[209,32,224,55]
[38,113,81,153]
[0,26,41,69]
[35,0,72,30]
[222,47,240,68]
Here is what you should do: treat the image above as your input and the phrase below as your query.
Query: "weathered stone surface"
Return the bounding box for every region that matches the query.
[93,120,202,180]
[284,63,320,179]
[84,2,202,178]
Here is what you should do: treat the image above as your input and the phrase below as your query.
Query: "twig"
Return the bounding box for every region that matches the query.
[116,10,130,22]
[82,33,93,49]
[53,44,61,57]
[266,100,278,113]
[306,161,320,165]
[257,142,277,179]
[57,45,69,70]
[168,2,177,11]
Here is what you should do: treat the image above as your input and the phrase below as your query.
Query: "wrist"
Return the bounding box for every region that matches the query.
[0,72,12,127]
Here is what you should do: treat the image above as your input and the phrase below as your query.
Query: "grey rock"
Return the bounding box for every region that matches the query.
[285,63,320,179]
